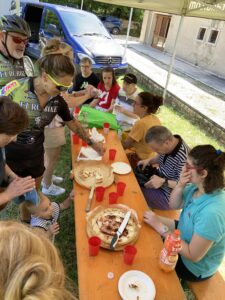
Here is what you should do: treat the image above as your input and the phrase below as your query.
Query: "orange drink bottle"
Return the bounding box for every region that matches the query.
[159,229,181,272]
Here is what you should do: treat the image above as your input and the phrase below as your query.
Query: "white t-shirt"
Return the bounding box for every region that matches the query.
[114,88,139,126]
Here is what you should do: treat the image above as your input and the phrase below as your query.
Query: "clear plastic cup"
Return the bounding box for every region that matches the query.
[103,122,110,134]
[88,236,101,256]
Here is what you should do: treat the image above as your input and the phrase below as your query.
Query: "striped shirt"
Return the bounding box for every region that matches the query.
[30,202,60,231]
[158,135,189,200]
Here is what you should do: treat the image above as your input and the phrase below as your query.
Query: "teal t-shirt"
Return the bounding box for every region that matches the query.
[178,184,225,278]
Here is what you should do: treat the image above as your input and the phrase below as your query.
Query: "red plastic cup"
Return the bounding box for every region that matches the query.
[72,133,79,144]
[88,236,101,256]
[117,181,126,196]
[95,186,105,202]
[82,140,88,147]
[109,192,118,204]
[103,122,110,134]
[109,148,117,160]
[123,245,137,265]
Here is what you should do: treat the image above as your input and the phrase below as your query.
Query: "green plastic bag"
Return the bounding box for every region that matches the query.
[78,105,121,130]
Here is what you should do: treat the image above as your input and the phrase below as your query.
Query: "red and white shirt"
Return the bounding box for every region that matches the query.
[97,82,120,110]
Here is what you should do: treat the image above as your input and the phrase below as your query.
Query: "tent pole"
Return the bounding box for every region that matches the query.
[163,15,184,100]
[123,7,133,58]
[81,0,84,10]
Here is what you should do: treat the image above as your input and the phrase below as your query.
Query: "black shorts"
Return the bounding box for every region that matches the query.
[7,158,45,178]
[175,255,213,282]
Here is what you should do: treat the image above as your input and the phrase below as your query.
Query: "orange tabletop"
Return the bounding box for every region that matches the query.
[71,130,186,300]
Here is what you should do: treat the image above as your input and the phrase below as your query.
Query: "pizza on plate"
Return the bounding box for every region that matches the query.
[79,167,103,183]
[86,205,140,250]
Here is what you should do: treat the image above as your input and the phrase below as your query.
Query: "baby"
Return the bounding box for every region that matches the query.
[26,191,74,240]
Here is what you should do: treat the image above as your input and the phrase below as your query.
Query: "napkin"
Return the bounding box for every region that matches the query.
[77,146,102,161]
[89,127,105,143]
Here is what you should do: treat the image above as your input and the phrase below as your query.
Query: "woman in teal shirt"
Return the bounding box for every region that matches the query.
[143,144,225,281]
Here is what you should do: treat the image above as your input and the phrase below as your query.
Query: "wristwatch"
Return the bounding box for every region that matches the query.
[160,224,170,236]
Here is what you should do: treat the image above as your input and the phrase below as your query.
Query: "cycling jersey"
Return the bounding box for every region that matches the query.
[0,77,73,177]
[0,52,34,88]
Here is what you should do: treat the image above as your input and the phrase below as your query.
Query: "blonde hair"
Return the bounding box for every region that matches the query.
[0,221,77,300]
[37,38,75,78]
[41,38,74,61]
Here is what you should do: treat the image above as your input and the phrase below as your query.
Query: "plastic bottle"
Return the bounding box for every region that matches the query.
[117,129,122,140]
[159,229,181,272]
[81,112,89,131]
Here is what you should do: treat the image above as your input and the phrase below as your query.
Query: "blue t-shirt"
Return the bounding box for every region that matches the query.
[178,184,225,278]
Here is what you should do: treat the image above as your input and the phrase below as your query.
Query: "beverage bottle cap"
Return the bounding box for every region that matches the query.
[174,229,180,236]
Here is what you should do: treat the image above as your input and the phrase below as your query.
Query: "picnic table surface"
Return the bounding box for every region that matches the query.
[71,130,186,300]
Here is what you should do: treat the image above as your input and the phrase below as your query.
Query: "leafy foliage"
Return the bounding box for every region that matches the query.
[41,0,144,22]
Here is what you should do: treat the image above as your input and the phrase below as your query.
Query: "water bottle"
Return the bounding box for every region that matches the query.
[117,129,122,140]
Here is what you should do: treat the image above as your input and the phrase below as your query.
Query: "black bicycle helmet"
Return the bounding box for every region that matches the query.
[0,14,31,37]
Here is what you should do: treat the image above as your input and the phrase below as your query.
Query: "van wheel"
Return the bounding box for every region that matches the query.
[112,27,120,35]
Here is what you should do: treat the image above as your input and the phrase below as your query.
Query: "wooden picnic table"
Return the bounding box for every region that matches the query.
[71,130,186,300]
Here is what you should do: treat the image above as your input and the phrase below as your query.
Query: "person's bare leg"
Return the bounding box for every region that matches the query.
[143,210,175,237]
[60,190,74,210]
[43,146,62,187]
[20,176,42,222]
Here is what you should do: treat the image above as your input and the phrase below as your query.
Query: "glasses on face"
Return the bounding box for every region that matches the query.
[46,74,72,92]
[8,34,29,45]
[80,65,90,68]
[185,162,203,171]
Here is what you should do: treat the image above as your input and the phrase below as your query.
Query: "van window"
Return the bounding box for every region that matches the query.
[43,9,63,36]
[60,10,110,37]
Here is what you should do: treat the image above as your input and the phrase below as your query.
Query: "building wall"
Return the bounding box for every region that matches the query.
[140,11,225,78]
[165,16,225,78]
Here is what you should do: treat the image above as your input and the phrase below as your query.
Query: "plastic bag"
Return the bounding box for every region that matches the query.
[78,105,121,130]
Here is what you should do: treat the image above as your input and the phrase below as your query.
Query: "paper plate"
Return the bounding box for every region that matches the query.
[111,162,131,175]
[118,270,156,300]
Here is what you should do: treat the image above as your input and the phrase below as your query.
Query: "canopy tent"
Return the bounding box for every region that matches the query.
[94,1,225,98]
[95,1,225,21]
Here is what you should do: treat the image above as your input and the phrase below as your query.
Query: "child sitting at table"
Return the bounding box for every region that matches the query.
[89,66,120,112]
[26,190,74,240]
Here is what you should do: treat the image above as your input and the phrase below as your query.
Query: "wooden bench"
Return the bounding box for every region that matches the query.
[186,272,225,300]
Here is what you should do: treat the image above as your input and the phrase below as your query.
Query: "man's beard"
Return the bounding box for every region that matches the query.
[11,49,25,59]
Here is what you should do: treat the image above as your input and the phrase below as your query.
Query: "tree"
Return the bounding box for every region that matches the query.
[41,0,144,23]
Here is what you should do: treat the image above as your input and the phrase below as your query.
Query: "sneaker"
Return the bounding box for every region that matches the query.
[42,184,65,196]
[52,175,64,184]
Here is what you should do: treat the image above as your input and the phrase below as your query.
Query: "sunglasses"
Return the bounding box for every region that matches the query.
[185,162,204,171]
[8,34,29,45]
[46,74,72,92]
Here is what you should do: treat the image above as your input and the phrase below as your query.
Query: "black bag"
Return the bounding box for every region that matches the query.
[134,165,159,186]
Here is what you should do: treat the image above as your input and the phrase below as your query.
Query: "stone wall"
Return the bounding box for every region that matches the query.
[128,65,225,146]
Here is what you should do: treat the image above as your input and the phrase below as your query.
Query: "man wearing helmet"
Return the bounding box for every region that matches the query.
[0,14,34,87]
